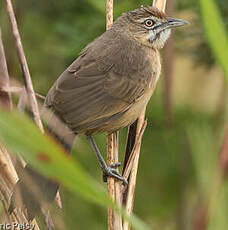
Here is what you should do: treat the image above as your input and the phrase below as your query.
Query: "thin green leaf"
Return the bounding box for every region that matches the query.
[199,0,228,80]
[0,109,150,230]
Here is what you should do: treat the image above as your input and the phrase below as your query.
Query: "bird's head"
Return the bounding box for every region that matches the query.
[118,6,188,49]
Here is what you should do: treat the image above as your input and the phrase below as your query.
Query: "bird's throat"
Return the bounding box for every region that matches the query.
[147,29,171,49]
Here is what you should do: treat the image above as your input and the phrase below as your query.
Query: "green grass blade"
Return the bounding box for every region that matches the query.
[0,109,150,230]
[199,0,228,80]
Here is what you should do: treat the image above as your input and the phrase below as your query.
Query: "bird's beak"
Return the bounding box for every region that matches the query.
[167,17,189,28]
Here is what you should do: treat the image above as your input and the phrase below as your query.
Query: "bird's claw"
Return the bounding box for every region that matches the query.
[110,162,121,168]
[103,166,128,185]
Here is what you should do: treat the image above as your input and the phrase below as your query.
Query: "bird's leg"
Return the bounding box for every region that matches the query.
[87,135,128,185]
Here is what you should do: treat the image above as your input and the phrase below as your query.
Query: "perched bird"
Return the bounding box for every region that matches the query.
[10,5,188,219]
[45,5,187,183]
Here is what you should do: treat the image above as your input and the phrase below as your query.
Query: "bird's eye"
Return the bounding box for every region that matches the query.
[144,19,154,27]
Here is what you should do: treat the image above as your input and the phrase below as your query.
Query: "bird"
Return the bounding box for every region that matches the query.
[9,5,188,219]
[44,5,187,183]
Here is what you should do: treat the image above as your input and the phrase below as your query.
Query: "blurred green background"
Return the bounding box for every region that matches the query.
[0,0,228,229]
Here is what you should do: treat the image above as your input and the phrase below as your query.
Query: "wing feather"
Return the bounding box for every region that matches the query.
[45,32,154,133]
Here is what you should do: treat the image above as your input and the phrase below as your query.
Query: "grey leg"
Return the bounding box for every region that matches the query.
[87,135,128,185]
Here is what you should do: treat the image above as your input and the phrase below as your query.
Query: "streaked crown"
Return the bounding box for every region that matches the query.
[120,6,188,49]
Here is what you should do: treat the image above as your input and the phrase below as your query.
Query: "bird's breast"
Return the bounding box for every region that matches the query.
[146,48,161,88]
[104,49,161,133]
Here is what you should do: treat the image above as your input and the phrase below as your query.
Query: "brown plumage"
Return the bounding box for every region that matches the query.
[45,6,170,135]
[44,5,187,184]
[10,6,188,219]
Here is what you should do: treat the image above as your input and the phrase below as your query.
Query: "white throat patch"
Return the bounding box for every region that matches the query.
[147,29,171,49]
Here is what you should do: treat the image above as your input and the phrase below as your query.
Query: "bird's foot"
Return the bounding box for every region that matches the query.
[110,162,121,168]
[87,135,128,185]
[103,163,128,185]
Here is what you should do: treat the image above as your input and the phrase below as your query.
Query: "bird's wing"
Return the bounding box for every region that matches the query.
[45,39,154,132]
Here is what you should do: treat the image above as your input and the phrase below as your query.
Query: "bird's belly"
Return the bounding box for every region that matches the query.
[97,87,154,134]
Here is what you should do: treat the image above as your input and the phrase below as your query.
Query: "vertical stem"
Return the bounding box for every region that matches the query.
[106,1,167,230]
[0,26,40,228]
[107,133,115,230]
[0,28,12,110]
[3,0,55,227]
[106,1,120,230]
[153,0,167,12]
[122,1,167,230]
[112,132,122,230]
[123,110,146,230]
[107,131,122,230]
[5,0,44,133]
[106,0,113,30]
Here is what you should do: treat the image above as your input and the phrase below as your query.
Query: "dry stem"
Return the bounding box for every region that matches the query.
[107,133,122,230]
[0,25,40,229]
[122,120,147,181]
[106,0,113,30]
[122,112,146,230]
[153,0,167,12]
[5,0,44,133]
[107,133,116,230]
[0,29,12,110]
[106,1,123,229]
[3,0,60,226]
[0,24,39,227]
[105,1,167,229]
[122,1,167,230]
